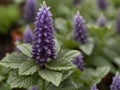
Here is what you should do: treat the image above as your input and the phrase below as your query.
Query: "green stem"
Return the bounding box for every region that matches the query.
[42,79,46,90]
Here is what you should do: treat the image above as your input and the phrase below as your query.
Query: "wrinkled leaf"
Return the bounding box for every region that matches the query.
[0,52,27,69]
[47,79,77,90]
[79,38,94,55]
[17,44,32,57]
[7,71,38,89]
[38,69,62,86]
[46,50,80,71]
[19,60,39,75]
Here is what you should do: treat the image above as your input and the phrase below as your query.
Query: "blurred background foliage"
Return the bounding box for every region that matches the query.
[0,0,120,90]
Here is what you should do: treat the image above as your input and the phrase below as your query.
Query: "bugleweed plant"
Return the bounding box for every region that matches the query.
[0,2,80,90]
[0,0,120,90]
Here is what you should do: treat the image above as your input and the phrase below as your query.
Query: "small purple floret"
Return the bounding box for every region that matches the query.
[23,26,33,44]
[73,11,87,44]
[72,54,85,71]
[97,14,107,27]
[91,85,99,90]
[110,73,120,90]
[32,86,38,90]
[15,38,21,52]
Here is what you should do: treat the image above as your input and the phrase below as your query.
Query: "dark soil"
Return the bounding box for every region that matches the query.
[0,33,13,59]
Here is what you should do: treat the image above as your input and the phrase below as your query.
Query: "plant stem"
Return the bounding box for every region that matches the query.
[42,79,46,90]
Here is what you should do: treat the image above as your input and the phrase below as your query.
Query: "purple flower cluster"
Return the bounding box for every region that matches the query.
[91,85,99,90]
[31,2,56,67]
[32,86,38,90]
[23,26,33,44]
[97,14,107,27]
[110,73,120,90]
[97,0,108,10]
[72,54,85,71]
[73,11,87,44]
[73,0,81,6]
[24,0,37,24]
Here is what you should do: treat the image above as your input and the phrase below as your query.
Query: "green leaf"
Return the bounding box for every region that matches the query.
[47,79,77,90]
[63,40,79,49]
[0,83,11,90]
[0,76,5,82]
[114,57,120,66]
[46,50,80,71]
[79,38,94,55]
[17,43,32,57]
[72,69,90,88]
[46,60,75,71]
[0,65,10,75]
[55,18,68,33]
[0,52,27,69]
[38,69,62,86]
[63,50,80,61]
[55,38,61,55]
[7,71,38,89]
[62,71,73,81]
[87,25,113,40]
[72,67,110,87]
[19,60,39,75]
[92,66,110,84]
[92,56,116,73]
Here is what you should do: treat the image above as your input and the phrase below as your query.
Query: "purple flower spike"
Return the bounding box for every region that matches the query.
[24,0,37,24]
[73,0,81,6]
[97,14,107,27]
[116,11,120,34]
[72,54,85,71]
[97,0,108,10]
[91,85,99,90]
[23,26,33,44]
[73,11,87,44]
[31,1,56,67]
[110,72,120,90]
[15,38,21,52]
[32,86,37,90]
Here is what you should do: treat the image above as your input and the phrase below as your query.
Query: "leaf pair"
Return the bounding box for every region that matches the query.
[0,43,80,88]
[72,66,110,89]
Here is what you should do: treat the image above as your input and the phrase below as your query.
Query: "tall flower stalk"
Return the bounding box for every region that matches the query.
[73,11,87,44]
[24,0,37,24]
[23,26,33,44]
[31,1,56,67]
